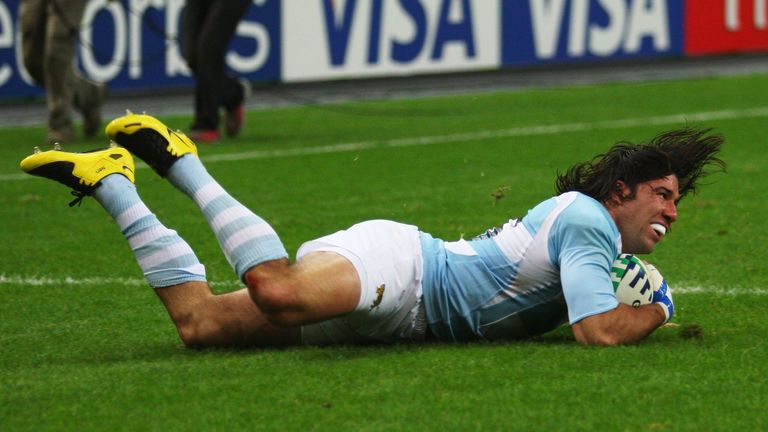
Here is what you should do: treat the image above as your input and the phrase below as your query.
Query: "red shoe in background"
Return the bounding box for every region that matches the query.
[225,104,244,137]
[225,79,250,137]
[189,129,220,143]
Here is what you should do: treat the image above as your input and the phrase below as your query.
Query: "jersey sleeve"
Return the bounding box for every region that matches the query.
[551,199,620,324]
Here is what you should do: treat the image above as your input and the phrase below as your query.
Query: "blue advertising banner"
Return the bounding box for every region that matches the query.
[0,0,721,101]
[501,0,684,65]
[0,0,281,99]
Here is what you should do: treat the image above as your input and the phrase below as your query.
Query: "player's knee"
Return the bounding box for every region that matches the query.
[244,266,300,321]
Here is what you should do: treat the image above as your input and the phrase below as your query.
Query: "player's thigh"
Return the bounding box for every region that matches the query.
[290,251,362,320]
[298,220,424,344]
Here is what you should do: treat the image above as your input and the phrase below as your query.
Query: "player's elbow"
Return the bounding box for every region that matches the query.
[571,316,628,346]
[574,330,623,346]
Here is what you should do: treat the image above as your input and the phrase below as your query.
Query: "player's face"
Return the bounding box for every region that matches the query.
[610,175,680,254]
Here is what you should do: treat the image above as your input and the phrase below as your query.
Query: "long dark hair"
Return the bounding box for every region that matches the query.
[555,127,726,202]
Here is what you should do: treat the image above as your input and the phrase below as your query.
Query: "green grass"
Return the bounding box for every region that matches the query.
[1,73,767,431]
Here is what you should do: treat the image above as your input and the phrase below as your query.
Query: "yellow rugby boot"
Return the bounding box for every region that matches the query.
[20,145,135,206]
[106,111,197,177]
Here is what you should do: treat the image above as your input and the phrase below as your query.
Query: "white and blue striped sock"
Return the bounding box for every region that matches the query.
[166,155,288,280]
[93,175,207,288]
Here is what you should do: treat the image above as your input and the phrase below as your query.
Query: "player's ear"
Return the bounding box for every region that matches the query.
[608,180,629,206]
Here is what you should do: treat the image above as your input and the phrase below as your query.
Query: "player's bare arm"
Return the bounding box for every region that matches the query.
[571,303,666,346]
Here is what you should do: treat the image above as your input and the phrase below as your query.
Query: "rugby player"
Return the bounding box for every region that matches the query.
[20,113,724,347]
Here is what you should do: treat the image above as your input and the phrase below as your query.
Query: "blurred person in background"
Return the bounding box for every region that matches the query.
[20,0,105,144]
[183,0,251,143]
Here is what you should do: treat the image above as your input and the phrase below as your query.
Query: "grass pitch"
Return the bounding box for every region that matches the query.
[1,73,767,431]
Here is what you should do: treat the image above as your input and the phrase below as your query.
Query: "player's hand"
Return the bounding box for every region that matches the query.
[652,279,674,323]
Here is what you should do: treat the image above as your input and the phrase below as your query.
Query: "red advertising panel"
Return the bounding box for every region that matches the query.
[686,0,768,54]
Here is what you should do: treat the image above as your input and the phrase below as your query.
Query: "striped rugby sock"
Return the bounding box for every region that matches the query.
[166,155,288,280]
[93,174,207,288]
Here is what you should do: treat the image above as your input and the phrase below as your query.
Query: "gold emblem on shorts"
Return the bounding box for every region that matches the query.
[370,284,385,310]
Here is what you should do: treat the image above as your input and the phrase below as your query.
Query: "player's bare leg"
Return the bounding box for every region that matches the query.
[154,281,299,348]
[243,252,361,327]
[108,113,364,330]
[20,144,296,348]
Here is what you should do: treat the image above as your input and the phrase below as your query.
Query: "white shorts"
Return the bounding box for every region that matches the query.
[296,220,427,345]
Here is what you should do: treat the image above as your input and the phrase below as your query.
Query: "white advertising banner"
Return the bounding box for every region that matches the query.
[282,0,501,82]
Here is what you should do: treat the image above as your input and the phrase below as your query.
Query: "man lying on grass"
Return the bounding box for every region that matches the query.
[20,113,724,347]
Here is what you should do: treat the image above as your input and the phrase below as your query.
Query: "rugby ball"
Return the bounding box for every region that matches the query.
[610,254,655,307]
[644,262,665,292]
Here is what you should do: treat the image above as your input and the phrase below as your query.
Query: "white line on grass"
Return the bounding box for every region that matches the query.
[0,274,765,296]
[3,106,768,182]
[0,274,242,289]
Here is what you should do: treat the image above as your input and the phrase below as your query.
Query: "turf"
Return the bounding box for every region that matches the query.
[1,73,766,431]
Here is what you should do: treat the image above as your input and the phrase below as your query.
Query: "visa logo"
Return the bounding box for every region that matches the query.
[528,0,672,59]
[321,0,477,66]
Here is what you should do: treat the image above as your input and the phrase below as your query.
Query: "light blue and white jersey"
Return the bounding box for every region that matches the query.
[420,192,622,341]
